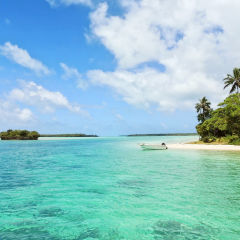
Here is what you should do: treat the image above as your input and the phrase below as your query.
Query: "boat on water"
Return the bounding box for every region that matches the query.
[139,143,168,150]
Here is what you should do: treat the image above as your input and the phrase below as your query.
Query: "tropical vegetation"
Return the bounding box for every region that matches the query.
[0,130,40,140]
[223,68,240,94]
[196,68,240,145]
[128,133,197,137]
[195,97,212,123]
[40,134,98,137]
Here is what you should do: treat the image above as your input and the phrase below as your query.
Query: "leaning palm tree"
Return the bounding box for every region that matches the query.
[195,97,212,123]
[224,68,240,94]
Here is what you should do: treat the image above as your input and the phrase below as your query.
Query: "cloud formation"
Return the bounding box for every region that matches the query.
[0,99,33,123]
[88,0,240,111]
[0,42,50,75]
[10,81,86,114]
[88,68,221,111]
[0,81,89,128]
[60,63,87,89]
[46,0,92,7]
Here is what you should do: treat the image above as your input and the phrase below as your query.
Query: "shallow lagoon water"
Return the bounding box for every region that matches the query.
[0,136,240,239]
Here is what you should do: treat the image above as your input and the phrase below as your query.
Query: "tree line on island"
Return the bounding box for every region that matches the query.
[40,134,98,137]
[128,133,197,136]
[0,130,98,140]
[195,68,240,145]
[0,130,40,140]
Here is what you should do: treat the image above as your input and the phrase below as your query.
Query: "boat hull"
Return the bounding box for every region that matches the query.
[140,144,168,150]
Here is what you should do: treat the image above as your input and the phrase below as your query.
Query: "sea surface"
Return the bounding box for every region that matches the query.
[0,136,240,240]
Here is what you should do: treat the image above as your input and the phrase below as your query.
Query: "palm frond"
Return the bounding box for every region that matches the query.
[224,82,233,89]
[223,68,240,94]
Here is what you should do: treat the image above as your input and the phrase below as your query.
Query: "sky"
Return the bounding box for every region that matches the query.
[0,0,239,136]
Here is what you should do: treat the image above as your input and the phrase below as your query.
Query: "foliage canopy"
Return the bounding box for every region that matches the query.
[196,94,240,144]
[224,68,240,94]
[195,97,212,123]
[0,130,40,140]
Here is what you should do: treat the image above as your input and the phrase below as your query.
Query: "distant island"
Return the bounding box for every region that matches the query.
[0,130,40,140]
[40,134,98,137]
[0,130,98,140]
[195,67,240,145]
[128,133,197,137]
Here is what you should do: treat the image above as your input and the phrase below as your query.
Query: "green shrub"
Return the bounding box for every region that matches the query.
[201,137,210,143]
[226,135,240,145]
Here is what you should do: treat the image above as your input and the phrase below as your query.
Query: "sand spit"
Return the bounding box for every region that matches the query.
[167,143,240,151]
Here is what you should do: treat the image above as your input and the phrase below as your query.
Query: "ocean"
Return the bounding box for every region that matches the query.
[0,136,240,239]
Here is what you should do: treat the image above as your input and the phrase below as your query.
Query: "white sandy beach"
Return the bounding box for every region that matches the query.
[167,143,240,151]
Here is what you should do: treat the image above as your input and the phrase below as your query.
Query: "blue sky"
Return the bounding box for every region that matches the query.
[0,0,238,136]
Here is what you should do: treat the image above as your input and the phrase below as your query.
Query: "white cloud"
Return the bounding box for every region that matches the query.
[88,68,222,111]
[10,81,87,115]
[88,0,240,111]
[46,0,92,7]
[0,42,50,75]
[0,81,89,127]
[60,63,87,89]
[0,100,33,123]
[17,108,33,121]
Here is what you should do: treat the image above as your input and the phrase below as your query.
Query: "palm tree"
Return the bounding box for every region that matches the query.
[224,68,240,94]
[195,97,212,123]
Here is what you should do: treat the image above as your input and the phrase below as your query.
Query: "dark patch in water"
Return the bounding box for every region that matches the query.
[1,200,38,215]
[0,172,36,191]
[38,207,64,217]
[75,228,100,239]
[118,179,149,190]
[102,229,124,240]
[80,188,106,195]
[153,220,183,239]
[153,220,218,240]
[133,191,147,198]
[71,164,83,169]
[0,227,59,240]
[25,201,38,208]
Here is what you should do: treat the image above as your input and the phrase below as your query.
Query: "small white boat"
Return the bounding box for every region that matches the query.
[139,143,168,150]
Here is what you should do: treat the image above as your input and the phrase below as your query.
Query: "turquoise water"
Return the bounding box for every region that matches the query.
[0,136,240,240]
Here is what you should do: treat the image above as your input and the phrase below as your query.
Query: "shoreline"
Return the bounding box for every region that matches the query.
[167,143,240,151]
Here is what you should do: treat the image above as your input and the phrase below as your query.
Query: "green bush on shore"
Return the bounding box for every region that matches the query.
[0,129,40,140]
[196,94,240,145]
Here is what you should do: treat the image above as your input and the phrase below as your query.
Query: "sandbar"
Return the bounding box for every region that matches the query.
[167,143,240,151]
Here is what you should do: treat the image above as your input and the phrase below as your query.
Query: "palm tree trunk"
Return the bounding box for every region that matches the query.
[238,87,240,101]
